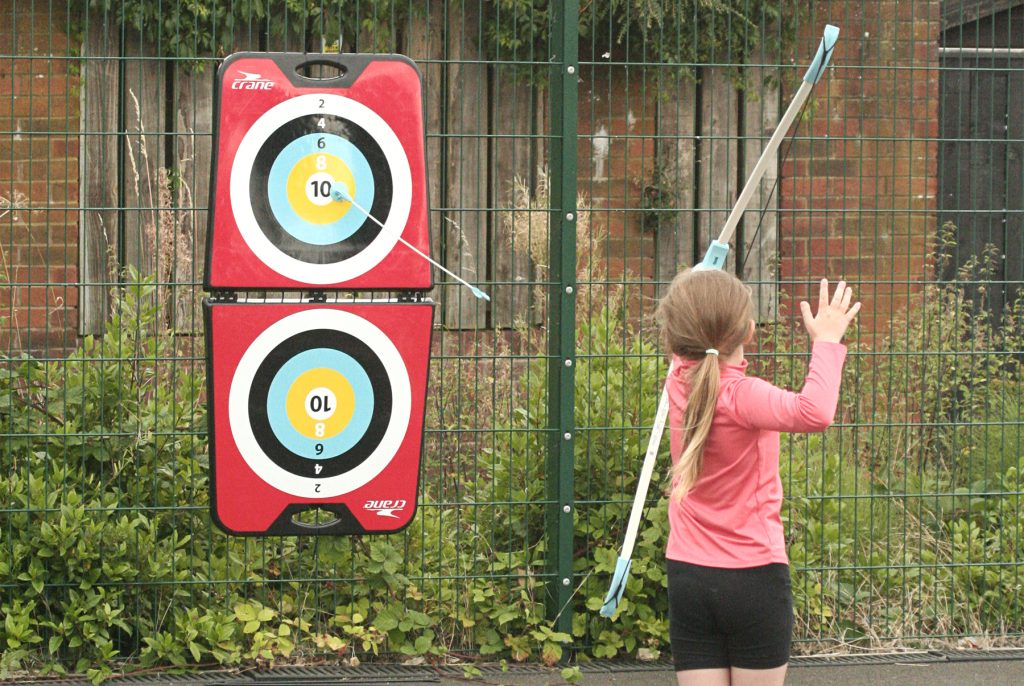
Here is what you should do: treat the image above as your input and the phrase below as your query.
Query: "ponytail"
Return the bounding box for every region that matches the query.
[669,355,721,503]
[657,268,754,503]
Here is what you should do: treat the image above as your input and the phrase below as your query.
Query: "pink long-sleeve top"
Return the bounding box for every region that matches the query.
[665,341,848,568]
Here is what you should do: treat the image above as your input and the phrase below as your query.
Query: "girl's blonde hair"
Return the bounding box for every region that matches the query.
[656,268,754,502]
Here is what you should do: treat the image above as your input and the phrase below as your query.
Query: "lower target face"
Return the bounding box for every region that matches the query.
[230,94,412,285]
[228,309,412,499]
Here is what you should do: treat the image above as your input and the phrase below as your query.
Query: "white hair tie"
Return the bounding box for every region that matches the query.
[705,348,719,356]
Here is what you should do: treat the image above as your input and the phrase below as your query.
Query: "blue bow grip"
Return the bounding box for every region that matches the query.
[803,24,840,84]
[696,240,730,271]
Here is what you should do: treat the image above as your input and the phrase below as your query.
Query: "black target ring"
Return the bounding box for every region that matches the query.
[249,114,393,264]
[248,328,393,480]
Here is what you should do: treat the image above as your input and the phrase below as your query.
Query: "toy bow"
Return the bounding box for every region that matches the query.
[599,24,840,618]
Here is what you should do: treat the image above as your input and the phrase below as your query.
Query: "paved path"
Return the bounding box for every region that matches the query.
[11,654,1024,685]
[436,654,1024,686]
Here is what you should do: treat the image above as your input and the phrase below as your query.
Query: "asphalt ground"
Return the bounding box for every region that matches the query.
[8,653,1024,685]
[434,653,1024,686]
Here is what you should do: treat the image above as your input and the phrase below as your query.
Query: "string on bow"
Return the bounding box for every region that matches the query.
[599,24,840,619]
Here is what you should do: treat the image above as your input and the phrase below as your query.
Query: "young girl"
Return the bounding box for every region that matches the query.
[656,269,860,686]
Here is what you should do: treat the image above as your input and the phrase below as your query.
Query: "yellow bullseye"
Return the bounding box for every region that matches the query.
[286,153,356,224]
[285,367,355,439]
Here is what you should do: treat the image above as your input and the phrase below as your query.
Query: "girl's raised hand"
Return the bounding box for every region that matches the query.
[800,279,861,344]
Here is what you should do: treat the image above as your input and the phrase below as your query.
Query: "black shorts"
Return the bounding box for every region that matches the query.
[666,559,793,671]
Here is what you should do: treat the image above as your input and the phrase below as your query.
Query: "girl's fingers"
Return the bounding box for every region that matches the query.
[799,300,814,331]
[818,279,829,312]
[846,301,862,321]
[831,280,846,308]
[840,286,853,310]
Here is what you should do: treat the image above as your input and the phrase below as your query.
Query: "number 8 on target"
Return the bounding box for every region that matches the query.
[206,52,432,292]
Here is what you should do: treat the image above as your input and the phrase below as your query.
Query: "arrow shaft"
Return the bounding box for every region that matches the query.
[342,193,488,299]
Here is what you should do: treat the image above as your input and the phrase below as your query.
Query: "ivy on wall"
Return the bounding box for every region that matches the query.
[68,0,805,69]
[484,0,807,78]
[68,0,402,57]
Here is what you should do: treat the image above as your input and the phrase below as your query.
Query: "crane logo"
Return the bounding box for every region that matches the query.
[364,499,407,518]
[232,70,275,91]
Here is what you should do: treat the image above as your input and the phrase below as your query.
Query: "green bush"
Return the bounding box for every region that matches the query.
[5,237,1024,681]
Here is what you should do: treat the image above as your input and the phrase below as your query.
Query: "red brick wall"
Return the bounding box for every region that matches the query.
[3,2,942,350]
[576,66,658,307]
[1,3,79,355]
[779,1,941,333]
[576,2,942,336]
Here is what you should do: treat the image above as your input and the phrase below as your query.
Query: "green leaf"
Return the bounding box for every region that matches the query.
[414,635,432,654]
[234,604,257,623]
[561,666,583,683]
[373,610,399,632]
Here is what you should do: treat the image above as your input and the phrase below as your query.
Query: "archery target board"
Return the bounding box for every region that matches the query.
[205,300,434,536]
[206,52,431,291]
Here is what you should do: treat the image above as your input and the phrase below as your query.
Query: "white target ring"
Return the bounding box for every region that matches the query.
[230,93,412,284]
[228,309,412,498]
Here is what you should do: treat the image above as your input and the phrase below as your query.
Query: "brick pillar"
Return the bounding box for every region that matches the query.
[0,3,80,355]
[779,1,941,335]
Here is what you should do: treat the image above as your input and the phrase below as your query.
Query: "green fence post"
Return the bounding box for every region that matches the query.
[545,0,579,634]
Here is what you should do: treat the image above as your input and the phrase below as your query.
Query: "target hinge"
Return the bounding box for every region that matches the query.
[307,290,329,303]
[396,290,424,303]
[211,290,239,303]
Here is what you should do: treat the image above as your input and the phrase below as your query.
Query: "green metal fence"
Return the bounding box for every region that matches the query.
[2,0,1024,676]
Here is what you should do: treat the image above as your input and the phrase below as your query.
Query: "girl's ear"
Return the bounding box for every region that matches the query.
[745,319,756,344]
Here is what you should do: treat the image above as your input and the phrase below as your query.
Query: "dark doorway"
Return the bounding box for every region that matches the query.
[938,3,1024,316]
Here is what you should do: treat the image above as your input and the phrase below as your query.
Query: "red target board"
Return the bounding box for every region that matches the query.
[205,53,431,291]
[205,301,433,535]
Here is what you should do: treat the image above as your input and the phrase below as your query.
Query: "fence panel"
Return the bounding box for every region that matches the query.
[3,0,1024,677]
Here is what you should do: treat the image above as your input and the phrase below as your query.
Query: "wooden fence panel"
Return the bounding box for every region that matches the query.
[170,66,214,331]
[742,64,780,320]
[77,19,781,333]
[654,65,780,303]
[696,68,738,272]
[443,5,488,329]
[120,34,166,280]
[655,74,698,291]
[78,19,118,334]
[404,4,446,310]
[491,72,541,329]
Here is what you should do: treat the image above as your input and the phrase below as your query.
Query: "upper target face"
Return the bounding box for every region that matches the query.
[206,53,431,291]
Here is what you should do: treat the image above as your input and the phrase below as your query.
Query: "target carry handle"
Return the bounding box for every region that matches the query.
[252,52,422,89]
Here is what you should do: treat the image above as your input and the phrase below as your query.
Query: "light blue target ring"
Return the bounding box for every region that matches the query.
[266,134,376,245]
[265,348,375,459]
